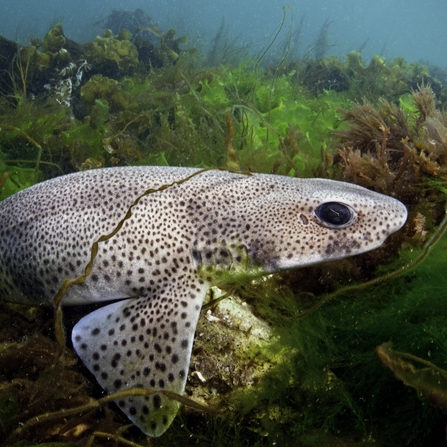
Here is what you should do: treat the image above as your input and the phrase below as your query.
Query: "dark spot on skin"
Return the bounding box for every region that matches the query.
[153,395,161,409]
[156,362,166,372]
[91,328,100,336]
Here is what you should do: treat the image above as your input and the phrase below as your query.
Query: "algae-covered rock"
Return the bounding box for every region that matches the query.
[190,288,274,405]
[118,28,133,41]
[33,48,51,69]
[345,50,365,71]
[80,74,130,112]
[83,30,139,77]
[43,23,66,53]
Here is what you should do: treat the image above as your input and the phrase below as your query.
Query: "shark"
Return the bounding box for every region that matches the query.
[0,166,408,436]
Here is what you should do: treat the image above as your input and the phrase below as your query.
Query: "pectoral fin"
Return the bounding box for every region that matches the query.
[72,282,207,437]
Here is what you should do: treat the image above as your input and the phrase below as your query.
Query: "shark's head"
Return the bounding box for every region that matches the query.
[236,176,408,271]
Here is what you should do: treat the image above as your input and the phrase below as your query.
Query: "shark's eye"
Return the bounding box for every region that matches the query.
[315,202,355,228]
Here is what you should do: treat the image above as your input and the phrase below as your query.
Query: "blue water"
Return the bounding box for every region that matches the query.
[1,0,446,67]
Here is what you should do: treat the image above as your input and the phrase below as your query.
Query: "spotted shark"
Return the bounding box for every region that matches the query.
[0,166,407,436]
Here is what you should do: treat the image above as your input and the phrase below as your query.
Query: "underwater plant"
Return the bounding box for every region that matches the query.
[376,342,447,413]
[311,18,333,60]
[336,85,447,203]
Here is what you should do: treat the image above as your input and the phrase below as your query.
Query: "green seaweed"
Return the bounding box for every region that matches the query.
[62,98,110,167]
[81,75,131,113]
[0,164,40,200]
[376,342,447,412]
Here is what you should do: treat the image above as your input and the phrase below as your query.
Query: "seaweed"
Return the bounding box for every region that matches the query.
[376,342,447,413]
[336,85,447,204]
[311,18,333,60]
[0,165,39,201]
[1,21,445,186]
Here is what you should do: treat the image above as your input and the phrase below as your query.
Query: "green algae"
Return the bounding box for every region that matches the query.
[1,30,445,183]
[81,75,131,113]
[0,164,39,200]
[376,342,447,413]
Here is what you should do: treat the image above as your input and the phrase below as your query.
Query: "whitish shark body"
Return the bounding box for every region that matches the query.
[0,166,407,436]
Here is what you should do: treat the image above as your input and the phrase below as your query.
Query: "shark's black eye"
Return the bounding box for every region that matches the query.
[315,202,355,228]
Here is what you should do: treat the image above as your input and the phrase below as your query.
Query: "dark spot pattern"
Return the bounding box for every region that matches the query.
[0,166,407,437]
